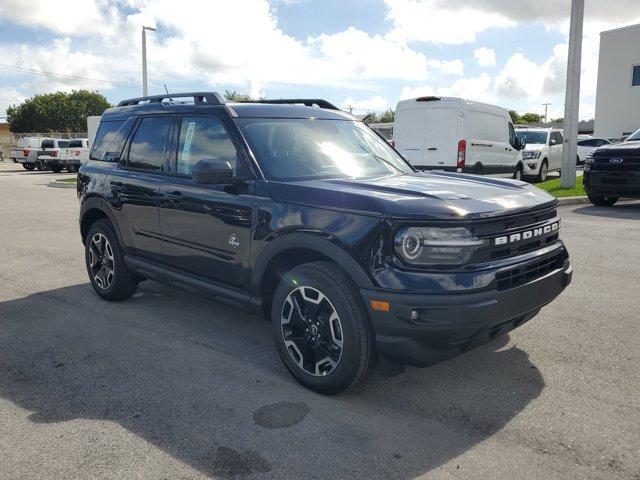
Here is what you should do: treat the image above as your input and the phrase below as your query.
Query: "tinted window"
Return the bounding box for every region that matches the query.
[57,140,69,148]
[41,139,54,149]
[508,123,517,147]
[127,117,173,171]
[516,130,547,144]
[68,140,83,147]
[633,65,640,86]
[552,132,563,144]
[176,116,239,175]
[91,120,124,160]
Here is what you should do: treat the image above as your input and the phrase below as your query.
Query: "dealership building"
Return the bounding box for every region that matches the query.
[594,23,640,138]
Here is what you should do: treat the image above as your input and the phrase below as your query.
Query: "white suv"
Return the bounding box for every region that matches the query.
[515,127,564,182]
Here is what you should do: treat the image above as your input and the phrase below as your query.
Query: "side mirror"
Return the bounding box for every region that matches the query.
[192,158,233,184]
[549,139,557,146]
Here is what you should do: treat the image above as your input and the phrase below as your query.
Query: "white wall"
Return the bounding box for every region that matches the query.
[594,24,640,138]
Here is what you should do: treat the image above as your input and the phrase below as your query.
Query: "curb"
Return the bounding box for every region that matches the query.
[48,179,76,189]
[557,196,590,206]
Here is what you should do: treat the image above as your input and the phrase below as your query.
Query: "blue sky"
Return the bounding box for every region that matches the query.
[1,0,639,122]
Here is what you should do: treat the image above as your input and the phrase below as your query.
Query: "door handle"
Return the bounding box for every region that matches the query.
[471,142,493,147]
[427,147,438,151]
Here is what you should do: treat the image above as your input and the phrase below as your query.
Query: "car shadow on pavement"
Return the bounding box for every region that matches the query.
[573,201,640,220]
[0,282,544,479]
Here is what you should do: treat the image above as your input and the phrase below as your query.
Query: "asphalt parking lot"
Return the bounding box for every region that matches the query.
[1,163,639,480]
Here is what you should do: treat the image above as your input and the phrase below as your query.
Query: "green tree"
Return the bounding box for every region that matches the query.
[362,111,379,124]
[6,90,111,133]
[378,109,395,123]
[519,112,542,124]
[508,110,520,124]
[223,90,254,102]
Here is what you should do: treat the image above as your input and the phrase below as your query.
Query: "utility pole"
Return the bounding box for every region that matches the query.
[141,26,156,96]
[561,0,584,188]
[542,103,551,123]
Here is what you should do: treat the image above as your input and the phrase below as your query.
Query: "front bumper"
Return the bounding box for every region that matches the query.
[361,252,572,367]
[584,169,640,197]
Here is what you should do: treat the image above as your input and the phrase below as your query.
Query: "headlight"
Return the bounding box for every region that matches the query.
[585,155,595,165]
[394,227,487,266]
[523,150,541,160]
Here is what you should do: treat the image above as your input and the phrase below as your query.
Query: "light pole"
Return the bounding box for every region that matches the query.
[561,0,584,188]
[141,26,156,96]
[542,103,551,123]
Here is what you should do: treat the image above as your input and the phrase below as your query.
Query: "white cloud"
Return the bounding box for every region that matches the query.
[400,72,495,103]
[427,59,464,76]
[385,0,515,45]
[342,95,390,112]
[474,47,496,67]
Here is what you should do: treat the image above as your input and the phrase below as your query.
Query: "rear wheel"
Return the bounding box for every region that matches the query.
[50,165,63,173]
[85,219,138,301]
[35,161,47,171]
[22,163,36,171]
[271,261,375,395]
[472,163,484,175]
[588,195,618,207]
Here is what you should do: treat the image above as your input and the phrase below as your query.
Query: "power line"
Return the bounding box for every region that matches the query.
[0,63,139,88]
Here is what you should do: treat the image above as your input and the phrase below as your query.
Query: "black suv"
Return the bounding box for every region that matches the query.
[78,92,572,394]
[583,127,640,206]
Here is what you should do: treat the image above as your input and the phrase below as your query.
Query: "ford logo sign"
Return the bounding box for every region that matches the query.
[610,158,624,164]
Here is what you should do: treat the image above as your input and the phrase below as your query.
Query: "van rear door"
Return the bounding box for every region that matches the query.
[394,107,427,167]
[424,105,459,168]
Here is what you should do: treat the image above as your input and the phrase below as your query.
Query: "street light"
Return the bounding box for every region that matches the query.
[542,103,551,124]
[141,26,156,96]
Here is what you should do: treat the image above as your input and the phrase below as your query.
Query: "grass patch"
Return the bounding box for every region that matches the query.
[55,177,77,184]
[534,177,585,198]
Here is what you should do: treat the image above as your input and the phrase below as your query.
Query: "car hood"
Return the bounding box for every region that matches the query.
[523,144,547,152]
[593,140,640,156]
[268,172,557,220]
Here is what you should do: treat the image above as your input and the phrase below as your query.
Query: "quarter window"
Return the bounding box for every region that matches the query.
[176,116,239,175]
[633,65,640,86]
[127,117,173,171]
[91,121,124,161]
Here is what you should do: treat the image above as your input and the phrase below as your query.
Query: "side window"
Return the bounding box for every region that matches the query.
[41,139,54,149]
[554,131,563,144]
[632,65,640,87]
[91,121,123,160]
[176,116,240,176]
[508,123,517,148]
[127,117,173,172]
[58,140,69,148]
[578,139,594,147]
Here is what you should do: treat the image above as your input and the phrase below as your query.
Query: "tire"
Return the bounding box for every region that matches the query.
[35,161,47,171]
[535,159,548,183]
[50,165,63,173]
[588,195,618,207]
[271,261,375,395]
[67,165,79,173]
[22,163,36,171]
[513,164,523,181]
[576,155,582,166]
[472,163,484,175]
[85,219,138,301]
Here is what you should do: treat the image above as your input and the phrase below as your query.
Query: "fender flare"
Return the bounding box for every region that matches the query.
[79,196,124,246]
[251,231,374,294]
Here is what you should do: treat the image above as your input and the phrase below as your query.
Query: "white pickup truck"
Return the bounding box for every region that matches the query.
[10,137,46,170]
[58,139,89,172]
[36,138,71,172]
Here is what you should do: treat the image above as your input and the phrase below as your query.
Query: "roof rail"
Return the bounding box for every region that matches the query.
[416,96,441,102]
[117,92,225,107]
[240,98,340,110]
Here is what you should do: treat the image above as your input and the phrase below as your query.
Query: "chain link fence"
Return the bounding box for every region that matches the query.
[0,132,88,162]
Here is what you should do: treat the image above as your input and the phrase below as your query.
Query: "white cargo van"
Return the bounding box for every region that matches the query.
[393,96,524,178]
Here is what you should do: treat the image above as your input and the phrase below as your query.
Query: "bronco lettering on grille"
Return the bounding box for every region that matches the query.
[494,221,559,246]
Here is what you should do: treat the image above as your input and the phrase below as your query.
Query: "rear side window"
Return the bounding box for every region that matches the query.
[633,65,640,87]
[91,120,124,160]
[127,117,173,172]
[176,116,239,175]
[68,140,83,148]
[41,139,54,149]
[58,141,69,148]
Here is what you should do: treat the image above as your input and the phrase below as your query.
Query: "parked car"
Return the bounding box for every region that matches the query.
[37,138,70,172]
[9,137,46,170]
[59,138,89,172]
[515,127,564,182]
[78,92,572,395]
[393,96,525,179]
[576,137,612,164]
[583,126,640,206]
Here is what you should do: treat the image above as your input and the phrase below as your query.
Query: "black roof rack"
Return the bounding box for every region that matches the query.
[416,96,441,102]
[240,98,340,110]
[117,91,225,107]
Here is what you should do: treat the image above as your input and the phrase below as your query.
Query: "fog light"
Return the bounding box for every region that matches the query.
[527,162,537,169]
[410,310,419,321]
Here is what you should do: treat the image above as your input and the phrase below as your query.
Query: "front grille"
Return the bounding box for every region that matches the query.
[495,254,563,291]
[591,155,640,172]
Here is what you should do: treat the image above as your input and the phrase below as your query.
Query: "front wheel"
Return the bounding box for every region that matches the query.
[536,160,548,183]
[588,195,618,207]
[513,164,523,181]
[85,219,138,301]
[271,262,375,395]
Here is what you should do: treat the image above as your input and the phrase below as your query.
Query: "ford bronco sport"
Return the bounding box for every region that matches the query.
[78,92,572,395]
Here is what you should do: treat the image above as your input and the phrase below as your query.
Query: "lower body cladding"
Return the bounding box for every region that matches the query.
[584,169,640,197]
[361,247,572,368]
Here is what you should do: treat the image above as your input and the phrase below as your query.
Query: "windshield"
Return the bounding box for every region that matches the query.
[516,130,548,145]
[237,118,413,180]
[627,127,640,142]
